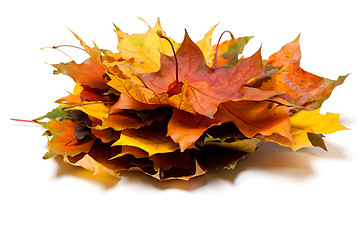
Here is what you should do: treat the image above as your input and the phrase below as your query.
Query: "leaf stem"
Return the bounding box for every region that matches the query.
[62,101,115,110]
[41,45,86,51]
[213,30,235,70]
[41,45,86,62]
[157,30,179,84]
[10,118,37,123]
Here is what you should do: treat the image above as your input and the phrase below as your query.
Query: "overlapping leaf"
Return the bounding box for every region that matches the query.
[115,18,180,73]
[53,58,109,89]
[289,108,348,150]
[140,30,264,117]
[42,119,95,159]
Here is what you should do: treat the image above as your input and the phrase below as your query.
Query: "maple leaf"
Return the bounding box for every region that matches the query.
[140,30,264,117]
[195,24,219,67]
[213,35,253,68]
[260,108,348,150]
[34,107,67,122]
[195,24,253,68]
[107,73,196,114]
[112,121,180,156]
[257,35,347,109]
[115,18,180,73]
[289,108,348,150]
[166,85,284,151]
[53,58,109,89]
[42,119,95,159]
[167,108,222,151]
[70,102,109,120]
[214,100,293,140]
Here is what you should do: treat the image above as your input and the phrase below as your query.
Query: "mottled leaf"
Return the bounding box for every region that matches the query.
[259,36,347,109]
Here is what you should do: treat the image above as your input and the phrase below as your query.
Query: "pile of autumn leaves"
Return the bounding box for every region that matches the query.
[37,19,348,180]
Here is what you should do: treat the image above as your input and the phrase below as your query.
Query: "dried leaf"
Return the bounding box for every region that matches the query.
[116,18,180,72]
[42,119,95,159]
[289,108,348,150]
[214,100,293,140]
[213,36,253,68]
[34,107,66,122]
[259,36,347,109]
[167,108,222,151]
[53,58,109,89]
[196,24,218,67]
[140,30,264,117]
[113,122,180,156]
[71,102,109,120]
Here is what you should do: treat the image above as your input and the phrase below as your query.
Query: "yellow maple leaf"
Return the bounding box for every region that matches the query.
[289,108,348,150]
[72,103,109,120]
[196,24,218,67]
[113,124,180,156]
[115,18,180,73]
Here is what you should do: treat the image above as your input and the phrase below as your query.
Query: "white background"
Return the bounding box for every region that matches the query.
[1,0,362,239]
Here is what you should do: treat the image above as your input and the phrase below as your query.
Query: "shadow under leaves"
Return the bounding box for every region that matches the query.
[52,141,346,191]
[54,156,120,189]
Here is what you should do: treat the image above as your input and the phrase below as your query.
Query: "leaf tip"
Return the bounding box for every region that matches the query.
[293,33,301,43]
[136,17,152,29]
[183,28,189,37]
[154,17,162,29]
[182,29,194,44]
[113,22,121,31]
[251,44,263,61]
[67,27,75,35]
